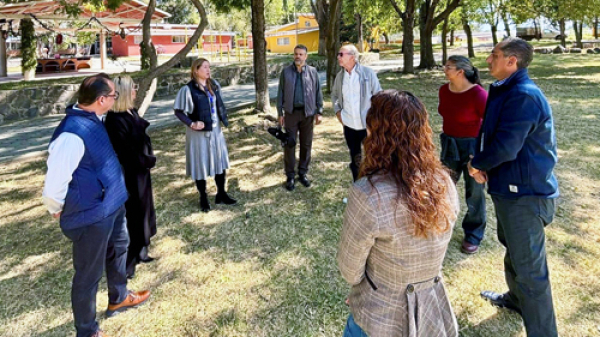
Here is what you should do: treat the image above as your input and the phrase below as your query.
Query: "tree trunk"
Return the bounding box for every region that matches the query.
[402,6,415,73]
[383,32,389,44]
[573,20,579,47]
[594,17,598,39]
[251,0,271,113]
[502,12,511,37]
[312,0,329,56]
[418,0,461,69]
[449,29,454,46]
[326,0,343,92]
[442,17,448,64]
[462,13,474,58]
[491,24,498,46]
[134,0,208,115]
[388,0,415,72]
[559,19,566,47]
[355,13,363,52]
[140,0,158,71]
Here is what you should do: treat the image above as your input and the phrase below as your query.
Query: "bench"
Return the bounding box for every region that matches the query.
[36,58,92,73]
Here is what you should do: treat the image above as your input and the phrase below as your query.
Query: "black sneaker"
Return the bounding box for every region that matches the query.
[480,291,522,316]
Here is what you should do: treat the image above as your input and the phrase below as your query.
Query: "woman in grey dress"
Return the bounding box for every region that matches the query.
[174,58,236,212]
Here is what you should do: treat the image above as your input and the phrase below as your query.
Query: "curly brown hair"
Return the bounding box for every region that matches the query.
[360,90,455,237]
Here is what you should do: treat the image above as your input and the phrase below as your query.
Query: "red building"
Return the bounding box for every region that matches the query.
[112,24,237,56]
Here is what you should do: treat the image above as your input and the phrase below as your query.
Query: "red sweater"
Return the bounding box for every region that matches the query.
[438,83,488,138]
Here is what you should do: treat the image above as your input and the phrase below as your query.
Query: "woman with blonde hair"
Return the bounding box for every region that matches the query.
[174,58,236,212]
[337,90,459,337]
[104,75,157,279]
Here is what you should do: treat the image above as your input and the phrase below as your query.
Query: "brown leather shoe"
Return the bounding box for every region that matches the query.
[91,330,109,337]
[106,290,150,317]
[461,239,479,254]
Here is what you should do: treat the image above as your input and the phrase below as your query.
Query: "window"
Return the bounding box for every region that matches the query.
[277,37,290,46]
[134,35,143,44]
[305,21,311,27]
[172,36,186,43]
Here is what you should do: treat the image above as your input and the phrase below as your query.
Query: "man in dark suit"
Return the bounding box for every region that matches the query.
[469,38,559,337]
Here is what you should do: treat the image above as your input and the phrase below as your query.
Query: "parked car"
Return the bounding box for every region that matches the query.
[517,26,563,41]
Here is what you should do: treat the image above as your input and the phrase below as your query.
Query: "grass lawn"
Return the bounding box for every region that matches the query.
[0,54,599,336]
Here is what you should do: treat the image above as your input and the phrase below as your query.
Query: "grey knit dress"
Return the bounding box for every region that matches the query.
[174,85,230,180]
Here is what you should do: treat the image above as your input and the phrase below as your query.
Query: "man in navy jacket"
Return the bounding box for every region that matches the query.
[468,38,559,337]
[43,75,150,337]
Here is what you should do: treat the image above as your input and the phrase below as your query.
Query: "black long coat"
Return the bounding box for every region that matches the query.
[104,109,157,258]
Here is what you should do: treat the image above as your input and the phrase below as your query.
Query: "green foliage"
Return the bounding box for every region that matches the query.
[158,0,200,24]
[19,18,37,72]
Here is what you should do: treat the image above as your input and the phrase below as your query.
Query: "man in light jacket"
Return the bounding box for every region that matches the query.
[331,44,382,181]
[276,44,323,191]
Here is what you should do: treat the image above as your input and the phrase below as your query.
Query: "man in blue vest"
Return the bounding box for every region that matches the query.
[276,44,324,191]
[468,38,559,337]
[42,74,150,337]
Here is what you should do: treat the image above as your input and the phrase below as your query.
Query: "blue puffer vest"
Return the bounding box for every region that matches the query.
[50,105,128,230]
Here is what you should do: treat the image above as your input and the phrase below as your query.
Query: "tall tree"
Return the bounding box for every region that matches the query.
[135,0,208,114]
[418,0,462,69]
[325,0,343,91]
[211,0,271,113]
[389,0,417,73]
[461,7,475,58]
[311,0,331,56]
[250,0,270,112]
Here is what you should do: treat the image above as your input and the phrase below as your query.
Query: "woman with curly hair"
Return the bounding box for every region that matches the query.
[337,90,459,337]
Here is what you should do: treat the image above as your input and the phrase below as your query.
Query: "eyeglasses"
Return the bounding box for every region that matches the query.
[337,52,351,57]
[132,83,139,91]
[104,91,120,100]
[442,65,457,70]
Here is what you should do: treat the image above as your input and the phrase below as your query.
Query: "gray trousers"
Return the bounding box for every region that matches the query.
[492,195,557,337]
[284,108,314,178]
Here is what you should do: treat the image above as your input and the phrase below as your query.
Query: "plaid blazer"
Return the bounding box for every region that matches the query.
[337,173,459,337]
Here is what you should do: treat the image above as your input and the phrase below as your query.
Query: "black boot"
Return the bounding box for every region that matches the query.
[195,179,211,212]
[215,171,237,205]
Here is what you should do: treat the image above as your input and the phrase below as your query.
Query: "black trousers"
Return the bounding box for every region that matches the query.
[343,126,367,182]
[492,195,557,337]
[284,108,314,178]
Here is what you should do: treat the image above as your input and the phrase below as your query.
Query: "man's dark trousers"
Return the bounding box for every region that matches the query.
[492,195,557,337]
[61,205,129,337]
[343,126,367,182]
[441,136,486,245]
[284,108,314,179]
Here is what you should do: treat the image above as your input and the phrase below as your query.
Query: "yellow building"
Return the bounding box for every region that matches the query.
[265,13,320,53]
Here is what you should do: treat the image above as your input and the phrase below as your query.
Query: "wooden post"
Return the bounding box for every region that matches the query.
[0,31,7,77]
[100,30,106,70]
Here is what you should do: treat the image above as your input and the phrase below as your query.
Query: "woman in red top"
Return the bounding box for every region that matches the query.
[438,55,488,254]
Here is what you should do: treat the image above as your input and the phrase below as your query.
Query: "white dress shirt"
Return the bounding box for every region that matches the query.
[341,65,363,130]
[42,106,100,215]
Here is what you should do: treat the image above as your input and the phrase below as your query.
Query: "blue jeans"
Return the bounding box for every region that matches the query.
[492,196,557,337]
[343,314,368,337]
[61,205,129,337]
[440,134,487,245]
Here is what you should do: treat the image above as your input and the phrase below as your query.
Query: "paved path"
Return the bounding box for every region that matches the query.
[0,56,428,164]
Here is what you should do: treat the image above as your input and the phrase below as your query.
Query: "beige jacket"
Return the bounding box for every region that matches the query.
[337,173,459,337]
